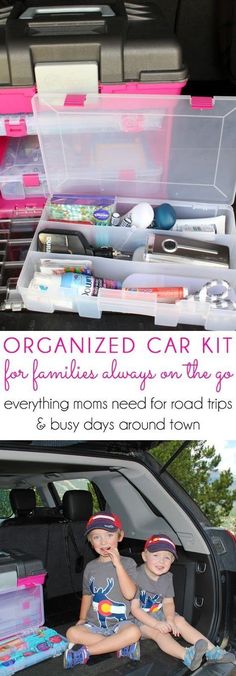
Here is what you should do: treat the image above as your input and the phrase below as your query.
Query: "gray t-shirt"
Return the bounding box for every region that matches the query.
[83,556,137,629]
[136,564,174,614]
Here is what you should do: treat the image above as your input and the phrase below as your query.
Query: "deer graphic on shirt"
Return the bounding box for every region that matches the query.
[140,590,163,613]
[89,577,127,628]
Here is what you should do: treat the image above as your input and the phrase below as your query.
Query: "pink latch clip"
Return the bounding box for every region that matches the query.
[4,118,27,137]
[190,97,214,109]
[23,174,40,187]
[122,114,144,132]
[119,169,136,180]
[64,95,86,106]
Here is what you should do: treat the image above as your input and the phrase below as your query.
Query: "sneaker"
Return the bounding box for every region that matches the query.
[117,641,140,661]
[64,644,90,669]
[206,646,236,664]
[183,639,208,671]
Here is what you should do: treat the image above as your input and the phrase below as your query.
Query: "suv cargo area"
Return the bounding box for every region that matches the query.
[0,442,235,676]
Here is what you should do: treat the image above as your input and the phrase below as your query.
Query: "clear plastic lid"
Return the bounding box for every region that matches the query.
[0,135,47,199]
[32,94,236,205]
[0,585,44,641]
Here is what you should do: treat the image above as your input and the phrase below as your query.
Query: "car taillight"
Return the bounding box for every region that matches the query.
[225,529,236,545]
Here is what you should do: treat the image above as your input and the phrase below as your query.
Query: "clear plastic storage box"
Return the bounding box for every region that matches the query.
[0,585,44,642]
[0,135,48,200]
[0,550,68,675]
[18,93,236,329]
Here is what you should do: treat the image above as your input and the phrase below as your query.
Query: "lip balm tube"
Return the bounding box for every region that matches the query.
[120,215,133,228]
[111,212,121,226]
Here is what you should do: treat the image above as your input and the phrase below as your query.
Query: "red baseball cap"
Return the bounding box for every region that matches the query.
[144,534,178,558]
[85,511,123,535]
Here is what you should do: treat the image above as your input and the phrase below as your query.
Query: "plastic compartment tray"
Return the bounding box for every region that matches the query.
[0,136,48,200]
[17,210,236,329]
[17,93,236,328]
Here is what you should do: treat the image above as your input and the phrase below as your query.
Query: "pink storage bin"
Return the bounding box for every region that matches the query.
[0,1,187,114]
[17,574,46,588]
[0,81,186,115]
[0,550,46,591]
[0,1,187,222]
[0,550,67,675]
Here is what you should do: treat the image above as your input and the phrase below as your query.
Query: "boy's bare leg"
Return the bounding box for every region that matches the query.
[140,624,186,660]
[89,624,140,655]
[174,616,214,650]
[69,623,140,656]
[66,625,107,646]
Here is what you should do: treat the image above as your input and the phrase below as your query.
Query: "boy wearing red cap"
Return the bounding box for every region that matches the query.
[64,512,140,669]
[131,534,235,671]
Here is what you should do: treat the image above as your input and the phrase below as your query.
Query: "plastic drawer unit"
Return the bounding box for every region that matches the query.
[0,549,67,676]
[0,0,187,218]
[0,0,187,259]
[0,548,46,643]
[0,136,48,201]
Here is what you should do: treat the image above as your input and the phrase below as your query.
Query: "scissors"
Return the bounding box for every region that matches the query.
[188,280,236,310]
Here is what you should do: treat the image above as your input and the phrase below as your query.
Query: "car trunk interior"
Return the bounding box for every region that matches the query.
[0,0,235,671]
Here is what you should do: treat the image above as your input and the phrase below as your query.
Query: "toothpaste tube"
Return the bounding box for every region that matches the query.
[171,215,225,234]
[172,224,216,234]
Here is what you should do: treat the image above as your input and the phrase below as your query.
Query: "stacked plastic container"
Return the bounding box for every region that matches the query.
[0,0,187,221]
[0,550,68,675]
[0,1,190,317]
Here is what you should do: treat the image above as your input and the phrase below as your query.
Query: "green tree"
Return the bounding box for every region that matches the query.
[0,487,43,518]
[0,489,12,517]
[88,483,100,512]
[150,441,236,526]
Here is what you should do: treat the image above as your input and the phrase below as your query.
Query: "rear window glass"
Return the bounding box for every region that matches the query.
[0,487,44,519]
[52,479,100,512]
